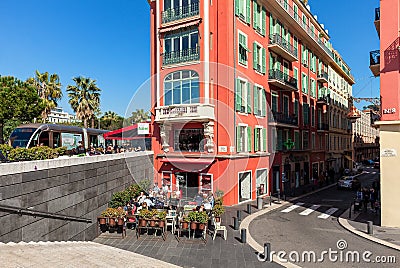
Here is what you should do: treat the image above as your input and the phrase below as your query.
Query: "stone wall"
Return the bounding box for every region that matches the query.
[0,151,154,242]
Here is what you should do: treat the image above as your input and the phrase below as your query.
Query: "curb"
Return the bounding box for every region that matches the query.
[338,209,400,252]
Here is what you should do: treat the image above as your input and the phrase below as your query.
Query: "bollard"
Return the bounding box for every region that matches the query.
[241,228,247,243]
[233,217,239,230]
[237,210,242,221]
[367,221,373,235]
[257,197,263,209]
[269,194,272,206]
[264,242,271,262]
[247,203,252,214]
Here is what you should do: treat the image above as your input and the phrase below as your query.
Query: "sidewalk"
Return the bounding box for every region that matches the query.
[338,205,400,251]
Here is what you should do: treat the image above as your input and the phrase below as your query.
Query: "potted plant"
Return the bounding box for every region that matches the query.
[196,211,209,230]
[139,209,151,227]
[149,210,158,227]
[188,211,198,230]
[212,204,225,223]
[181,216,189,229]
[157,211,167,228]
[115,207,126,226]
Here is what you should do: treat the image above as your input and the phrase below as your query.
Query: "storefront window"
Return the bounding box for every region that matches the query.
[174,128,204,152]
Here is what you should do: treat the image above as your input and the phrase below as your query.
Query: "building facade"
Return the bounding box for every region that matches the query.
[147,0,354,205]
[352,109,380,164]
[47,107,80,124]
[370,0,400,227]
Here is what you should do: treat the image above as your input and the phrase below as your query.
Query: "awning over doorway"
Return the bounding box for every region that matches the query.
[161,157,214,172]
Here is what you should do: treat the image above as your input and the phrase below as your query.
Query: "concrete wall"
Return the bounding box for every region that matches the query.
[0,151,154,242]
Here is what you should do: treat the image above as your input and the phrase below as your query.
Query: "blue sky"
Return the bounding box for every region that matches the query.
[0,0,380,117]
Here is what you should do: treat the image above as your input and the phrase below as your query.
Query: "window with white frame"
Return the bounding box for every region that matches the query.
[235,78,250,113]
[256,168,268,196]
[254,126,267,152]
[238,31,249,66]
[200,173,212,194]
[237,125,251,152]
[164,70,200,105]
[238,170,252,202]
[235,0,251,23]
[302,73,308,94]
[253,42,266,74]
[253,85,266,116]
[253,1,266,35]
[310,78,316,98]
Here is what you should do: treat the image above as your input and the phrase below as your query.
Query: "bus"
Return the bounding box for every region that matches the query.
[9,123,109,150]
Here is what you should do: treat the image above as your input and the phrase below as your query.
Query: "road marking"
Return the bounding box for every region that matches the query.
[318,208,339,219]
[372,172,376,174]
[299,205,321,216]
[322,199,342,202]
[281,203,304,213]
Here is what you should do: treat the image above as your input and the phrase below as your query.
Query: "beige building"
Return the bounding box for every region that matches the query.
[47,107,80,124]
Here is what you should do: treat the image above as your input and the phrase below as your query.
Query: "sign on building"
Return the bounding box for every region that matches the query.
[137,123,150,135]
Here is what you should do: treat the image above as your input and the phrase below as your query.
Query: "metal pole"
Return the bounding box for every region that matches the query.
[367,221,373,234]
[247,203,252,214]
[257,197,263,209]
[241,228,247,243]
[233,217,239,230]
[237,210,242,221]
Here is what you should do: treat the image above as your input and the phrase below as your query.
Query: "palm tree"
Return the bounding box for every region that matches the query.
[101,111,123,130]
[27,70,62,121]
[67,76,101,128]
[129,109,150,124]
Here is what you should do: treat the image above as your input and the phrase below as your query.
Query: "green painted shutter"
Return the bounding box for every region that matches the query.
[277,130,283,151]
[253,1,258,29]
[262,47,266,74]
[235,78,241,111]
[294,131,300,150]
[247,126,252,152]
[246,0,251,24]
[235,0,240,16]
[262,89,266,116]
[236,126,241,152]
[263,128,267,152]
[253,42,258,70]
[253,85,258,115]
[269,52,274,70]
[261,8,266,36]
[270,15,274,35]
[247,82,251,113]
[254,128,259,152]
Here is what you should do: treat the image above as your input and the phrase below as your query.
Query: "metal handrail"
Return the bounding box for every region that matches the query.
[269,33,298,58]
[162,47,200,65]
[0,204,92,223]
[268,69,298,88]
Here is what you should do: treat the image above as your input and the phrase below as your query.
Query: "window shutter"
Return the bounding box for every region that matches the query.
[235,78,242,111]
[235,0,240,16]
[246,0,251,24]
[253,85,258,115]
[247,82,251,113]
[254,128,259,152]
[247,126,252,152]
[261,89,266,116]
[236,126,241,152]
[253,42,258,70]
[270,15,274,35]
[261,8,266,36]
[269,52,274,70]
[263,128,267,151]
[295,131,300,150]
[262,47,266,74]
[277,129,283,151]
[253,1,258,29]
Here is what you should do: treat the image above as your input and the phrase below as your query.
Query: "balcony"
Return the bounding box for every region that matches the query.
[162,47,200,66]
[161,2,200,24]
[374,7,380,37]
[268,69,298,91]
[317,123,329,132]
[155,103,215,122]
[317,72,328,83]
[369,50,380,77]
[269,112,298,128]
[268,34,298,62]
[317,95,329,105]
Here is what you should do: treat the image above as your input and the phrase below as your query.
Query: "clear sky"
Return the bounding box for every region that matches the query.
[0,0,380,117]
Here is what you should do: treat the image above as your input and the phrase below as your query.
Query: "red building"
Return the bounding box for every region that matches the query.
[147,0,354,205]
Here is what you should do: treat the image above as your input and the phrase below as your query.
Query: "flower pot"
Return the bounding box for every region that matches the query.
[181,221,189,229]
[98,217,107,225]
[158,220,165,228]
[198,223,206,230]
[108,218,116,227]
[190,221,198,230]
[139,219,147,227]
[117,218,124,226]
[149,219,156,227]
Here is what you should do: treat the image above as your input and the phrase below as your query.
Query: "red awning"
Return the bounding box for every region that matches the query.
[103,124,151,140]
[161,157,214,172]
[159,18,201,33]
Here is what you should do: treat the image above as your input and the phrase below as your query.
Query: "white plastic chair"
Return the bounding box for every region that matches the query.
[211,216,227,240]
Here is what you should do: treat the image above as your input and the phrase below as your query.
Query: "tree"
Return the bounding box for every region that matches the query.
[26,70,62,122]
[67,76,101,128]
[0,76,45,143]
[127,109,150,125]
[101,111,124,130]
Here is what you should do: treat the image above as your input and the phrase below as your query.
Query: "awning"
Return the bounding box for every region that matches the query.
[344,155,353,161]
[103,124,151,140]
[159,18,201,33]
[161,157,214,172]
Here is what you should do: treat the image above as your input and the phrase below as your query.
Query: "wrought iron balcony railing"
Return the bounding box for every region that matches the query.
[269,33,298,58]
[271,112,298,126]
[370,50,380,65]
[317,123,329,131]
[375,7,380,21]
[162,47,200,66]
[268,69,298,89]
[162,2,200,24]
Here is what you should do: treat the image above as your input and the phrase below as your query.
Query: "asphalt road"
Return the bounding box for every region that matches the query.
[249,169,400,268]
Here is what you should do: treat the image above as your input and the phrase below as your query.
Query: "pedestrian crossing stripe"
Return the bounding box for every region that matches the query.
[299,205,321,216]
[281,203,304,213]
[372,172,376,174]
[317,208,339,219]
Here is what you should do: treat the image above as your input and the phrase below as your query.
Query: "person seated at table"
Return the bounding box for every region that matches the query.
[194,191,204,206]
[196,204,205,212]
[142,197,154,208]
[136,191,147,204]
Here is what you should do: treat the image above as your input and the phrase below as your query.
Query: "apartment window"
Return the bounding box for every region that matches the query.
[312,132,315,149]
[310,79,316,98]
[302,73,308,94]
[302,45,308,66]
[303,103,309,126]
[303,131,309,149]
[310,53,316,72]
[276,129,283,151]
[237,125,251,152]
[293,3,299,20]
[238,31,249,66]
[164,70,199,105]
[293,36,298,57]
[302,14,307,28]
[164,30,199,65]
[311,106,315,126]
[294,99,298,118]
[254,127,267,152]
[253,1,266,36]
[325,134,329,150]
[174,128,204,152]
[271,91,278,113]
[293,67,298,89]
[235,78,251,113]
[253,42,266,74]
[235,0,251,24]
[294,131,300,150]
[319,134,323,149]
[253,85,266,116]
[283,95,289,117]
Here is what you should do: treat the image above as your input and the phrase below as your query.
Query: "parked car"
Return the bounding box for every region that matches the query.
[337,176,360,190]
[374,162,380,169]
